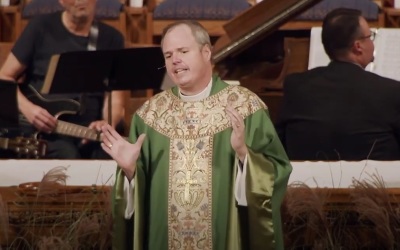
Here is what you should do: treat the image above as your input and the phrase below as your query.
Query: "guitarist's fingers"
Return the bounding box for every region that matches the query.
[34,119,54,133]
[89,120,108,131]
[35,110,57,132]
[41,109,57,125]
[88,121,96,130]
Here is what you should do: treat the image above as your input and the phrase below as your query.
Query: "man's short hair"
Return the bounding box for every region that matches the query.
[322,8,363,60]
[161,20,211,49]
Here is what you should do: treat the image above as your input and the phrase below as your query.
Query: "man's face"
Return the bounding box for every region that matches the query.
[356,17,375,68]
[162,24,211,92]
[59,0,96,21]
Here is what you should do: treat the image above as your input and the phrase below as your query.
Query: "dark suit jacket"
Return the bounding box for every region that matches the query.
[276,61,400,161]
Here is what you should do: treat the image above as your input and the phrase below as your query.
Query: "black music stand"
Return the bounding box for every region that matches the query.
[40,47,166,123]
[0,80,18,129]
[41,47,166,94]
[109,47,166,91]
[0,80,19,158]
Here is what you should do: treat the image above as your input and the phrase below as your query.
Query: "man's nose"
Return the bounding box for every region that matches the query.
[172,54,181,63]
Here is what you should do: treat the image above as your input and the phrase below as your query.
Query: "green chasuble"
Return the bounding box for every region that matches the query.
[112,75,292,250]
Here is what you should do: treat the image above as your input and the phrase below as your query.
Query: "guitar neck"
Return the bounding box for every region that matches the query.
[55,121,100,141]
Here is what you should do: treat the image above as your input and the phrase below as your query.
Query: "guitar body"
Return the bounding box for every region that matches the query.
[22,84,81,118]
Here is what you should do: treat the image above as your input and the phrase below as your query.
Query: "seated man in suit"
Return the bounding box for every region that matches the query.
[0,0,125,159]
[276,8,400,161]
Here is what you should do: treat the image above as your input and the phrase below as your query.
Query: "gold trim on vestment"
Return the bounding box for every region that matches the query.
[136,85,266,140]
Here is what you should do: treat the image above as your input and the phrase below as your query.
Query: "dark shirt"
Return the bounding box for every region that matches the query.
[276,61,400,161]
[12,11,124,126]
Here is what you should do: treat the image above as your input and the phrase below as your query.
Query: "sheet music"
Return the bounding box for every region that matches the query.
[308,27,330,70]
[373,28,400,81]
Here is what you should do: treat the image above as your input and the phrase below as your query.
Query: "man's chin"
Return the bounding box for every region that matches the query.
[175,82,189,89]
[172,76,190,87]
[73,13,89,23]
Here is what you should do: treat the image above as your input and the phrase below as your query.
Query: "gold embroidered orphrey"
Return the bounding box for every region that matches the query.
[137,85,266,249]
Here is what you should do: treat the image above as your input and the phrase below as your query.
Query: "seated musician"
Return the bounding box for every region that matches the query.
[276,8,400,161]
[0,0,125,159]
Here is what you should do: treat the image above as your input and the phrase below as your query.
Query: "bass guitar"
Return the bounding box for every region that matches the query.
[21,85,101,141]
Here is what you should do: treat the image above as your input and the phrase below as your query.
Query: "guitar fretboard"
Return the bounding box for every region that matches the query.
[55,121,100,141]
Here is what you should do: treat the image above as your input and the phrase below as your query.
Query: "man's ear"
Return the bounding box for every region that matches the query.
[202,44,212,61]
[352,40,363,55]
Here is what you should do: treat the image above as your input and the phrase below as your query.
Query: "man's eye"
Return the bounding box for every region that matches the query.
[181,51,188,54]
[165,55,171,59]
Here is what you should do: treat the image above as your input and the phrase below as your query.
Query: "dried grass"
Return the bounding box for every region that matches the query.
[283,182,338,249]
[283,174,400,249]
[0,194,9,246]
[1,166,112,250]
[350,173,400,249]
[3,165,400,249]
[36,166,69,197]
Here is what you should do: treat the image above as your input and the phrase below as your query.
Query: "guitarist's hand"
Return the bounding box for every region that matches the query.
[100,124,146,181]
[23,103,57,133]
[81,120,109,144]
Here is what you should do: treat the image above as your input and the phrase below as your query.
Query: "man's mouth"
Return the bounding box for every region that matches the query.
[75,4,87,10]
[175,69,187,74]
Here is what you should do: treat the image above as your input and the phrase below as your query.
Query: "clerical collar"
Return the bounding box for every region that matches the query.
[179,78,212,102]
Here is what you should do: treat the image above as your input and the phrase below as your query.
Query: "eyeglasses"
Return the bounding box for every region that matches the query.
[358,30,377,41]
